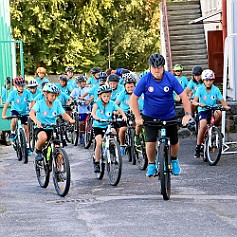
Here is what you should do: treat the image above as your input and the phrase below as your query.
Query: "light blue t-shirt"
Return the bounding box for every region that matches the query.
[58,91,70,106]
[29,87,41,100]
[35,77,50,89]
[7,89,33,115]
[175,76,189,89]
[70,87,90,113]
[34,92,44,102]
[93,100,119,128]
[89,84,100,101]
[187,79,202,98]
[56,83,73,95]
[67,78,77,89]
[88,76,99,87]
[116,90,144,113]
[32,98,65,125]
[134,71,183,120]
[1,86,7,103]
[110,84,124,102]
[194,84,223,113]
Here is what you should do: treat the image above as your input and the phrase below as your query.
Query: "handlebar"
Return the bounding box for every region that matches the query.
[4,115,23,120]
[203,105,229,111]
[98,118,124,123]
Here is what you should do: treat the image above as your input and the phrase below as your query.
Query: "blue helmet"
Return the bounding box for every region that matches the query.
[43,83,60,94]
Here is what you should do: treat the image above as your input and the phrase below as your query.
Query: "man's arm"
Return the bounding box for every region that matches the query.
[130,93,143,125]
[179,90,192,125]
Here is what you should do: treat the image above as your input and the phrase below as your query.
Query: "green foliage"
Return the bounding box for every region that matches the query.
[10,0,161,74]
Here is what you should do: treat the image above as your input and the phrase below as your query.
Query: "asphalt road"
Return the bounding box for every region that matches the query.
[1,134,237,237]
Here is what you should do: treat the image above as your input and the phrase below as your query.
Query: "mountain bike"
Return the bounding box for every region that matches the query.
[34,122,71,197]
[202,105,228,166]
[92,118,122,186]
[6,115,28,164]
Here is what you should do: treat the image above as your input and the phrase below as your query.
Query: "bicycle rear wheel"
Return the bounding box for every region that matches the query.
[19,128,28,164]
[205,127,222,166]
[84,115,93,149]
[35,155,50,188]
[107,140,122,186]
[28,118,35,152]
[72,114,79,146]
[158,142,171,200]
[52,148,71,197]
[135,131,148,170]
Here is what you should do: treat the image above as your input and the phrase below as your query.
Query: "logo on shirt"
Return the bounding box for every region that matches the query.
[24,97,27,102]
[52,111,57,116]
[100,110,104,114]
[203,96,207,100]
[16,99,20,103]
[164,86,169,92]
[211,95,215,100]
[43,111,48,116]
[106,112,111,117]
[148,86,154,92]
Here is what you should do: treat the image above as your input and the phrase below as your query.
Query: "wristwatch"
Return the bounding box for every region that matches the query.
[185,112,191,115]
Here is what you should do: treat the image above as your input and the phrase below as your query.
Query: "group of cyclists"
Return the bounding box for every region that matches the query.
[1,52,231,180]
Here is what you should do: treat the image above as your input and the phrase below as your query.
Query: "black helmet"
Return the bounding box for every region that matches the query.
[148,53,165,68]
[98,72,107,80]
[59,74,68,82]
[108,74,119,82]
[90,67,101,74]
[76,76,87,83]
[66,66,74,72]
[192,66,203,76]
[123,73,136,85]
[97,85,113,95]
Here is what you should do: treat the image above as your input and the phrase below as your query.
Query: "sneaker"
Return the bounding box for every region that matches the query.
[194,145,201,158]
[35,151,43,161]
[9,133,16,142]
[200,145,204,157]
[171,159,181,175]
[146,164,157,177]
[94,163,100,173]
[120,146,125,155]
[27,148,32,156]
[80,135,84,144]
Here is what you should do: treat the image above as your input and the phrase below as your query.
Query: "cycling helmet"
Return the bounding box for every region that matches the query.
[139,71,149,79]
[121,69,130,74]
[66,66,74,72]
[98,72,108,81]
[192,65,203,76]
[13,76,26,86]
[76,76,87,83]
[148,53,165,68]
[108,74,119,82]
[36,67,46,74]
[202,69,215,80]
[59,74,68,82]
[90,67,101,74]
[123,73,136,84]
[173,64,184,71]
[27,79,38,88]
[97,85,113,95]
[43,83,60,94]
[41,81,48,89]
[6,77,11,85]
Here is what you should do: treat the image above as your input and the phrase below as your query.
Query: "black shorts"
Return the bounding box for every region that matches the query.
[142,114,178,145]
[198,110,212,123]
[11,110,28,125]
[93,127,106,137]
[34,128,53,141]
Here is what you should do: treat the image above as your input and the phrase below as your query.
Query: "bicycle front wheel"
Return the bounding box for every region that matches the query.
[84,115,93,149]
[72,114,79,146]
[158,142,171,200]
[205,127,222,166]
[52,148,71,197]
[19,128,28,164]
[135,132,148,170]
[107,140,122,186]
[35,156,50,188]
[28,118,35,152]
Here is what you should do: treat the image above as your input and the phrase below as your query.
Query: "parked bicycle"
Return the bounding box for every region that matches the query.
[6,115,28,164]
[92,118,122,186]
[34,122,71,197]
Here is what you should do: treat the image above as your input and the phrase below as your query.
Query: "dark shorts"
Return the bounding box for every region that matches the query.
[93,127,106,137]
[34,128,53,141]
[142,114,178,145]
[116,120,127,128]
[79,113,87,122]
[11,110,28,125]
[198,110,212,123]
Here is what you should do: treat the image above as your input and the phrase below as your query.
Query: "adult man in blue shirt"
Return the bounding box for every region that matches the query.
[130,53,192,177]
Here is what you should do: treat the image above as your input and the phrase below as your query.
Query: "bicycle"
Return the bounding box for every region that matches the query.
[84,103,94,149]
[6,115,28,164]
[201,105,227,166]
[28,117,36,152]
[92,118,122,186]
[34,122,71,197]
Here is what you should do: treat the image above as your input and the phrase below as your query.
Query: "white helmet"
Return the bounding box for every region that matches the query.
[27,79,39,88]
[201,69,215,80]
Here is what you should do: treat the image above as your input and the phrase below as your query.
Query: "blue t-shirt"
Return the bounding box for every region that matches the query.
[110,84,124,102]
[134,71,183,119]
[35,77,50,89]
[117,90,144,113]
[7,89,33,115]
[70,87,90,113]
[29,87,41,100]
[88,76,99,87]
[175,76,189,89]
[194,84,223,113]
[89,84,100,101]
[32,98,65,125]
[56,83,73,95]
[67,78,77,89]
[187,79,202,98]
[1,86,7,103]
[34,92,44,102]
[58,91,70,106]
[93,100,119,128]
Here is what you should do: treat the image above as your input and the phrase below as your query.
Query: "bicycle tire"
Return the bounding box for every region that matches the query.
[65,127,72,143]
[35,155,50,188]
[205,127,222,166]
[15,138,22,161]
[19,128,28,164]
[52,148,71,197]
[129,129,136,165]
[158,142,171,200]
[107,140,122,186]
[84,115,93,149]
[72,114,79,146]
[28,118,35,152]
[135,132,148,170]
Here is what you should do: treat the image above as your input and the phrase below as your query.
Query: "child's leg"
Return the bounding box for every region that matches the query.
[36,131,48,150]
[119,126,127,145]
[214,110,222,125]
[94,134,102,162]
[23,124,30,143]
[10,118,17,133]
[197,119,207,145]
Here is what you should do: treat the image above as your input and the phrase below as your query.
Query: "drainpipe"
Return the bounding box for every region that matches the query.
[222,0,227,43]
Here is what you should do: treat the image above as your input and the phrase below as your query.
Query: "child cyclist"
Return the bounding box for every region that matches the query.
[66,66,77,89]
[56,74,73,96]
[29,83,75,161]
[35,67,49,89]
[2,76,33,155]
[70,76,90,144]
[27,79,41,99]
[92,85,126,173]
[107,74,124,102]
[192,69,230,158]
[87,67,101,87]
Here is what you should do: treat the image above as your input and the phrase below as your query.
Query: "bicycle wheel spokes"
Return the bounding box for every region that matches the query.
[107,140,122,186]
[135,134,148,170]
[84,116,93,149]
[52,148,71,197]
[158,142,171,200]
[19,128,28,164]
[206,127,222,166]
[35,158,50,188]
